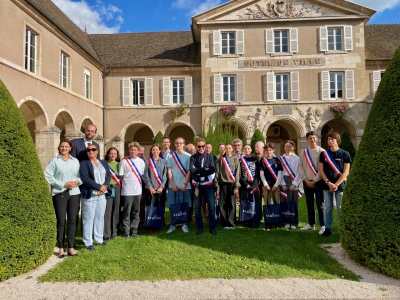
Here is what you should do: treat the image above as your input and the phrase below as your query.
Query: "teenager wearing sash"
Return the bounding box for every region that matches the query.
[79,144,111,251]
[166,137,192,234]
[239,144,260,203]
[298,131,326,234]
[190,138,217,235]
[142,144,167,234]
[216,143,225,159]
[318,132,351,237]
[260,143,283,230]
[279,140,301,229]
[103,147,121,240]
[44,138,81,258]
[214,143,241,229]
[119,142,145,238]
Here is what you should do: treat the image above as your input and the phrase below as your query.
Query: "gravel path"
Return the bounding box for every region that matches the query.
[1,243,399,299]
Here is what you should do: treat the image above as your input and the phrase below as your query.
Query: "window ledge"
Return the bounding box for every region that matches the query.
[324,51,348,55]
[218,54,240,58]
[269,53,294,57]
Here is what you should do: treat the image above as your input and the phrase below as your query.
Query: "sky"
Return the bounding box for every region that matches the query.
[51,0,400,34]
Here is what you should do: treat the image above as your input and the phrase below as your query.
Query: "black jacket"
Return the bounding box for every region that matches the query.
[189,153,215,184]
[79,159,111,199]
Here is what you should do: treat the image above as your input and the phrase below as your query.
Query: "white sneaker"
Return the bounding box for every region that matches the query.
[167,226,176,234]
[224,226,230,229]
[301,224,315,231]
[290,225,297,230]
[319,226,325,235]
[284,224,290,229]
[182,225,189,233]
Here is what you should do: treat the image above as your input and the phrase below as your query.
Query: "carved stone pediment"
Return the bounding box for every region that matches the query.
[238,0,322,19]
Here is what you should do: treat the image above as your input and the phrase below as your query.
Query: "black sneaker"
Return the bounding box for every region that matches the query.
[131,232,140,238]
[322,229,332,236]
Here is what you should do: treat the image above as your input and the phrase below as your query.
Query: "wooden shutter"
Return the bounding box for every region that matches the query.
[372,71,381,98]
[144,78,153,105]
[321,71,330,100]
[267,72,275,101]
[319,26,328,52]
[265,29,274,54]
[122,78,131,106]
[236,30,244,55]
[184,76,193,105]
[344,26,353,51]
[290,72,299,101]
[162,77,171,105]
[213,74,222,103]
[213,31,221,56]
[237,73,245,102]
[290,28,298,53]
[345,70,354,100]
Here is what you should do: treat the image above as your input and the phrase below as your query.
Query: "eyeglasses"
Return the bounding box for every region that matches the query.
[175,142,184,145]
[197,145,205,149]
[233,144,241,147]
[86,148,98,152]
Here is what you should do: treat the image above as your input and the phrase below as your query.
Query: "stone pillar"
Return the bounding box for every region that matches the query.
[35,126,61,169]
[297,136,308,155]
[111,135,125,157]
[94,135,104,158]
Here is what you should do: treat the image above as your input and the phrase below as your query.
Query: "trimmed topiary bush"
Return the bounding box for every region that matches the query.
[153,131,163,145]
[250,129,265,153]
[340,131,356,160]
[0,79,55,281]
[341,46,400,279]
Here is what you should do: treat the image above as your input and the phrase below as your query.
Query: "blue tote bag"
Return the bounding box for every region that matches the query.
[239,195,259,227]
[280,201,298,225]
[170,191,189,226]
[145,193,165,229]
[263,194,282,226]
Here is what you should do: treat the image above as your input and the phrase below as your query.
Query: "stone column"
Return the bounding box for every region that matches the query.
[94,135,104,158]
[110,135,125,157]
[297,136,308,155]
[34,126,61,169]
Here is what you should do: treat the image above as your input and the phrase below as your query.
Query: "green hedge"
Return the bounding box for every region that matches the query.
[153,131,163,145]
[250,129,265,152]
[340,131,356,160]
[0,79,55,281]
[341,46,400,279]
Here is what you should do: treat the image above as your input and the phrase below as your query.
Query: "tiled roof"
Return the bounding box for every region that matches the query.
[365,24,400,60]
[88,31,200,68]
[26,0,100,62]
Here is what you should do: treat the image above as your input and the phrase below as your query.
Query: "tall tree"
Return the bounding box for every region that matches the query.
[0,80,55,281]
[341,46,400,279]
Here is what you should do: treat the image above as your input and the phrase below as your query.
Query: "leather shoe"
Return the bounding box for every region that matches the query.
[196,228,203,235]
[210,229,217,235]
[86,245,95,251]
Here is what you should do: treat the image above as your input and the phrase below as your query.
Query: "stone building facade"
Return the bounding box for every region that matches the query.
[1,0,399,166]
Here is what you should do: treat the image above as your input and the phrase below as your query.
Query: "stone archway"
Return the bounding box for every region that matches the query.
[263,117,304,156]
[54,109,76,141]
[123,123,155,156]
[18,98,48,144]
[221,117,247,142]
[319,116,359,150]
[164,122,195,150]
[80,117,95,134]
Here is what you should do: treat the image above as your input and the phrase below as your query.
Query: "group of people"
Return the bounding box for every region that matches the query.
[44,125,351,257]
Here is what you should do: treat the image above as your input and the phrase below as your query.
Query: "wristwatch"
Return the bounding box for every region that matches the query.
[325,180,330,184]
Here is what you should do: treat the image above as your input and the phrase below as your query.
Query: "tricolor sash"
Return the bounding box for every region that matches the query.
[240,157,255,182]
[148,157,162,187]
[279,156,296,181]
[322,150,345,179]
[249,186,259,195]
[280,190,303,199]
[304,148,318,176]
[222,157,236,182]
[171,152,187,178]
[261,157,277,181]
[125,157,142,185]
[109,167,121,187]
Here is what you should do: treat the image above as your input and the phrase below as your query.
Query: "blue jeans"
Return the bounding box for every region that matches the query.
[82,194,106,246]
[323,189,343,231]
[194,185,216,230]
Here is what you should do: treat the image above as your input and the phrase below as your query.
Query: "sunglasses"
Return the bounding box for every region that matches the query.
[197,145,205,149]
[86,148,98,152]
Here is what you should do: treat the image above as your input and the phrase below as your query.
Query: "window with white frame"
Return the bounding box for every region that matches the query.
[321,70,354,100]
[213,74,244,103]
[319,26,352,52]
[266,72,299,102]
[60,52,69,88]
[122,78,153,106]
[372,70,384,98]
[25,28,37,73]
[213,30,244,56]
[266,28,298,54]
[84,68,91,99]
[162,77,192,105]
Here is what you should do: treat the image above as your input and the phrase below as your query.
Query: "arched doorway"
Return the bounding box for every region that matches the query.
[80,118,95,134]
[124,124,154,156]
[165,122,195,150]
[18,99,48,144]
[222,120,246,142]
[265,120,301,156]
[54,110,75,141]
[320,118,356,150]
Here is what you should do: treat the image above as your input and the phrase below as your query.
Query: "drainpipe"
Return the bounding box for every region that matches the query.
[102,67,111,154]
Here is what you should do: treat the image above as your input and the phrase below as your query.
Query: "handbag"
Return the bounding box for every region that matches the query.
[280,200,299,225]
[263,195,283,226]
[239,193,260,227]
[145,193,164,229]
[170,191,189,226]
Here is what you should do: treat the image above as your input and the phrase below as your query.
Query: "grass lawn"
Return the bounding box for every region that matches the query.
[39,198,359,282]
